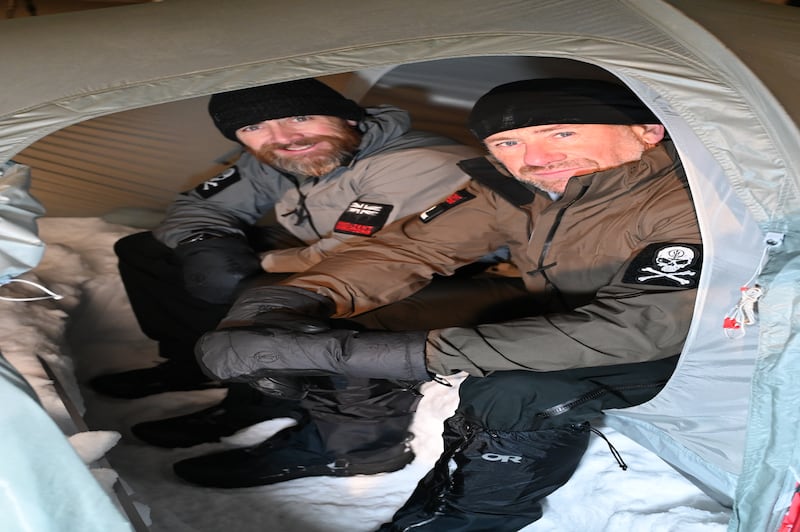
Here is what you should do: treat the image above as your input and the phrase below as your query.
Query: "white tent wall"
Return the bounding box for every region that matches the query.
[1,1,799,531]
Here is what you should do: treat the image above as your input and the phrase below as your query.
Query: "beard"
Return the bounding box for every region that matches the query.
[254,124,362,177]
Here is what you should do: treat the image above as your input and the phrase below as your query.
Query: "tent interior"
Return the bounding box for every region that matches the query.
[2,1,799,531]
[7,54,764,528]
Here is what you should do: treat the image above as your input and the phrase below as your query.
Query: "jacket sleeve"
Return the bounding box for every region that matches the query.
[153,153,281,248]
[426,208,702,376]
[260,146,476,272]
[282,180,512,316]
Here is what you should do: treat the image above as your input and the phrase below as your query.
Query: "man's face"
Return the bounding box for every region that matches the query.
[236,115,361,177]
[484,123,665,194]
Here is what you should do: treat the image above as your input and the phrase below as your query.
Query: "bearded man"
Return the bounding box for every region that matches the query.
[90,79,530,484]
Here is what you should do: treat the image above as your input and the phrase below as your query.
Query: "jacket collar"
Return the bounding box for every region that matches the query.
[457,157,536,207]
[567,141,679,195]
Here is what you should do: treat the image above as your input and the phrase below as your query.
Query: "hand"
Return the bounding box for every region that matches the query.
[218,285,335,332]
[195,327,431,384]
[194,285,337,398]
[174,236,261,304]
[250,375,309,401]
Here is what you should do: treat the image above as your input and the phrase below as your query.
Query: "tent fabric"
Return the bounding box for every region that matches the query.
[0,352,133,532]
[1,1,798,531]
[0,162,46,284]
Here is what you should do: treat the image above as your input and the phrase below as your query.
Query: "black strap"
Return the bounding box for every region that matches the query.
[457,157,536,207]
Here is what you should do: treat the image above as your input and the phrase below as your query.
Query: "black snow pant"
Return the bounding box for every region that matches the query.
[379,355,680,531]
[115,230,537,455]
[115,229,302,362]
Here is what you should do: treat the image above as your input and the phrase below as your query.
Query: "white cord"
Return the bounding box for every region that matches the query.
[723,285,763,339]
[722,232,783,339]
[0,278,63,302]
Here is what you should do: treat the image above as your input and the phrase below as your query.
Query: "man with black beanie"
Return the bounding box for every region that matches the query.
[188,77,702,529]
[89,78,532,478]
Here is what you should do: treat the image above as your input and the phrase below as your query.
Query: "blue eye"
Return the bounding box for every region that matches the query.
[493,140,518,148]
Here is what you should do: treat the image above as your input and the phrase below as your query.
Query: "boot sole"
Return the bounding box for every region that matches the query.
[174,449,415,489]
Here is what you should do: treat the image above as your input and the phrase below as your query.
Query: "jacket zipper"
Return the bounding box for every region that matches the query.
[281,174,323,239]
[397,424,480,531]
[532,184,589,308]
[538,379,670,419]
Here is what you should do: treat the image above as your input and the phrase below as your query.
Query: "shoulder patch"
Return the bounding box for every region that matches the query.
[190,166,241,198]
[419,189,476,223]
[334,201,393,236]
[622,243,702,289]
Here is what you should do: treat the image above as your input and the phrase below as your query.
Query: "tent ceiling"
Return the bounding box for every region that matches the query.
[14,58,620,218]
[5,0,798,219]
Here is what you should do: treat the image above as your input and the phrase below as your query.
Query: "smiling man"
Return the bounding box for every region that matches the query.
[242,114,362,177]
[486,122,662,193]
[190,78,702,530]
[89,79,532,482]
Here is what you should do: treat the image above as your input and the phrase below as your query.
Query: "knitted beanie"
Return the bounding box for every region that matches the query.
[468,78,660,140]
[208,79,365,141]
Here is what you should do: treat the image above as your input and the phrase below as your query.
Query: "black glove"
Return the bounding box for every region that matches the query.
[195,326,431,384]
[218,285,335,332]
[206,285,338,399]
[173,235,261,304]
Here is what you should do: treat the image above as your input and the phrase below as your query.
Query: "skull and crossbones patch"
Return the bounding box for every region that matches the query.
[622,243,702,288]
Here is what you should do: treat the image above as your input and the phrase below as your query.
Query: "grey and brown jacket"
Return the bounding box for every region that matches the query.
[284,141,702,376]
[153,106,477,273]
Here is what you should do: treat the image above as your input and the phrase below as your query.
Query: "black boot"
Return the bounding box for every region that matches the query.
[131,384,304,448]
[172,377,422,488]
[377,415,591,531]
[172,421,414,488]
[87,359,222,399]
[307,377,423,457]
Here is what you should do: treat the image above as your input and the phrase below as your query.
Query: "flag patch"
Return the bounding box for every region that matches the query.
[419,189,476,223]
[334,201,393,236]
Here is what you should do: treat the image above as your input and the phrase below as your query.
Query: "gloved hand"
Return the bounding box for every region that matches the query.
[195,326,432,384]
[205,285,338,399]
[173,235,261,304]
[218,285,335,332]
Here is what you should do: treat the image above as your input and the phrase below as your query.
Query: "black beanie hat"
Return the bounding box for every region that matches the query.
[468,78,660,140]
[208,79,365,141]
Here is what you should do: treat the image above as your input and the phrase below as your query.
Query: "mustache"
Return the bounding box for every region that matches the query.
[260,135,338,152]
[518,158,600,176]
[520,161,583,173]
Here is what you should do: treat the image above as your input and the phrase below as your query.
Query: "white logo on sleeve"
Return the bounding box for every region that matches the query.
[637,245,697,285]
[622,243,702,289]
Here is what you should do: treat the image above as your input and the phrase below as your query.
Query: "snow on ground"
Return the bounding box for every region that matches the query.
[1,216,733,531]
